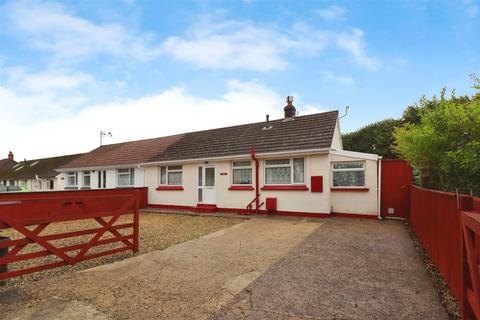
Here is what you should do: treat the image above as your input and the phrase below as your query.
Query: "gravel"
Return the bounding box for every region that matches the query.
[406,221,461,320]
[0,212,243,288]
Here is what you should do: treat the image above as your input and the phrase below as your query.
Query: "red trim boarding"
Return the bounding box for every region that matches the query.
[156,186,184,191]
[229,186,254,191]
[146,204,331,218]
[330,187,369,192]
[261,185,309,191]
[332,212,378,220]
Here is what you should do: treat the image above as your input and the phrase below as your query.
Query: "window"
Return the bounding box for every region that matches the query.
[332,162,365,187]
[265,158,304,185]
[83,171,91,188]
[37,180,43,190]
[117,168,135,187]
[66,172,78,187]
[159,166,182,185]
[98,171,107,189]
[47,179,54,190]
[232,161,252,185]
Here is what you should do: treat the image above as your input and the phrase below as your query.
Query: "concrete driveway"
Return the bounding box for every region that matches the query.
[1,217,447,320]
[212,218,448,320]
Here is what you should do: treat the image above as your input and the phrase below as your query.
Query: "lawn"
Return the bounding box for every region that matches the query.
[0,212,243,287]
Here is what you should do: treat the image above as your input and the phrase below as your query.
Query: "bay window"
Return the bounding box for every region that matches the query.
[117,168,135,187]
[332,162,365,187]
[159,165,183,186]
[232,161,252,185]
[265,158,305,185]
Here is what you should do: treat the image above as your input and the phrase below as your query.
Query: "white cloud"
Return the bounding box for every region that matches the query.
[316,5,348,21]
[4,2,379,71]
[323,71,354,85]
[5,68,93,93]
[0,79,326,160]
[160,18,380,72]
[4,0,160,61]
[161,19,328,71]
[335,28,381,71]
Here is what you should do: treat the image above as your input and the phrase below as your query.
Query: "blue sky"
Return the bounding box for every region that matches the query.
[0,0,479,160]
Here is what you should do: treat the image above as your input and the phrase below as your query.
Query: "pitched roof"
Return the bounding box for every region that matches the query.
[0,154,83,180]
[60,110,339,169]
[59,135,184,169]
[0,158,17,174]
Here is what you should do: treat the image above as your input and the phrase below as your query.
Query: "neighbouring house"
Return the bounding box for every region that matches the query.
[57,97,382,218]
[0,153,83,192]
[0,152,18,191]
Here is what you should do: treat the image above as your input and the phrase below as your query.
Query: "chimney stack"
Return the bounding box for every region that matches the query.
[284,96,296,120]
[8,151,14,161]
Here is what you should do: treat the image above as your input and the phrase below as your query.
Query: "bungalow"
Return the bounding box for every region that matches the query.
[0,153,83,192]
[58,97,382,218]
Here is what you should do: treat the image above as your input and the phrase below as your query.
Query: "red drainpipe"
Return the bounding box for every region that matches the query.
[251,146,260,214]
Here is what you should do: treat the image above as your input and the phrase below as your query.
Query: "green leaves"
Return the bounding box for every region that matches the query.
[342,118,402,159]
[394,84,480,195]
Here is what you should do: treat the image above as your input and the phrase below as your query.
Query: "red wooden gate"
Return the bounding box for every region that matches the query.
[461,196,480,319]
[381,159,412,218]
[0,189,142,280]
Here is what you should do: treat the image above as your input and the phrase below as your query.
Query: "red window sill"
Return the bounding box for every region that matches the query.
[156,186,184,191]
[261,185,309,191]
[331,187,369,192]
[228,186,254,191]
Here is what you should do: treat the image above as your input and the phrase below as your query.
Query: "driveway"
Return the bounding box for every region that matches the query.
[1,217,447,320]
[212,218,448,320]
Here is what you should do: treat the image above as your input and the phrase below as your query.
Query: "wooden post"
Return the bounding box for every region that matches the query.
[133,190,140,253]
[461,195,475,320]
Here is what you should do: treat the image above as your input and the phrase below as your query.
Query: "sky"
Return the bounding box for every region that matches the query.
[0,0,479,160]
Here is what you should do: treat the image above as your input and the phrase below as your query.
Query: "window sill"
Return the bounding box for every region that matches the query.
[331,187,369,192]
[156,186,184,191]
[228,186,254,191]
[261,185,309,191]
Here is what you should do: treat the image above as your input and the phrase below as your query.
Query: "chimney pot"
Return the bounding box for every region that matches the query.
[263,114,273,130]
[8,151,14,161]
[284,96,296,119]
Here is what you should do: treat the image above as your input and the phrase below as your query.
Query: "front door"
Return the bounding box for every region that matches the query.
[198,165,216,204]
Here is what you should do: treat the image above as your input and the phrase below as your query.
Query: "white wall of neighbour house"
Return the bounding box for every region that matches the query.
[146,153,334,214]
[329,154,379,215]
[58,167,145,190]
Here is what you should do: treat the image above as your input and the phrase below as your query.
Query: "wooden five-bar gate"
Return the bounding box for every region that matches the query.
[462,196,480,319]
[0,188,146,280]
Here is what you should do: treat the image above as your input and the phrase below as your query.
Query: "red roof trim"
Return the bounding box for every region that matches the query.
[330,187,369,192]
[261,185,309,191]
[228,186,254,191]
[156,186,184,191]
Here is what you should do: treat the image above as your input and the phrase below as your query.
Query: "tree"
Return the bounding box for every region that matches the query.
[342,119,402,159]
[394,83,480,195]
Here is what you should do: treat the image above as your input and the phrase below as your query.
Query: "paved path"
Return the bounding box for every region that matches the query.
[212,218,448,320]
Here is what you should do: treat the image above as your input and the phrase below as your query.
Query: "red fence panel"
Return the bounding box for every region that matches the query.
[0,188,146,280]
[410,186,480,309]
[0,187,148,208]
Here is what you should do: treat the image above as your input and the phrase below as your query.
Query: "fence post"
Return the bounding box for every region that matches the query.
[133,189,140,253]
[461,195,475,320]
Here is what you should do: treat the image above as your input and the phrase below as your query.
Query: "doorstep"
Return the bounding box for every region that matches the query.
[192,204,218,213]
